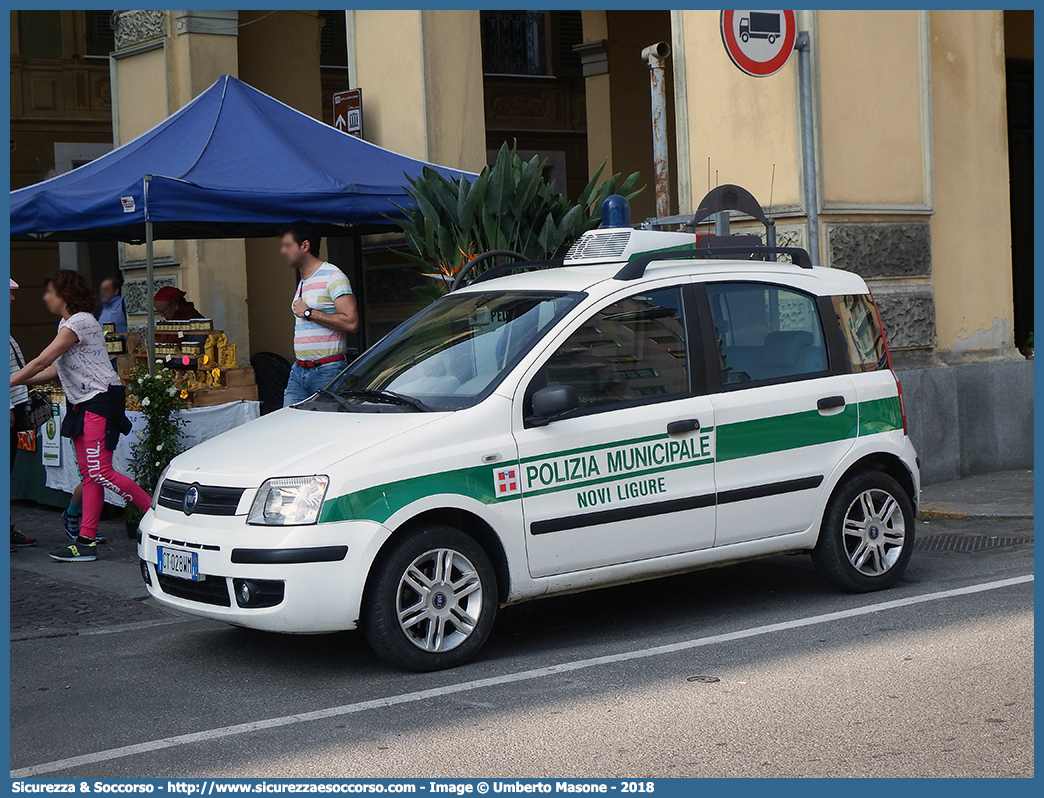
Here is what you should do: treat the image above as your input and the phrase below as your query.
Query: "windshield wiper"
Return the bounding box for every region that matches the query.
[338,389,432,412]
[314,388,360,413]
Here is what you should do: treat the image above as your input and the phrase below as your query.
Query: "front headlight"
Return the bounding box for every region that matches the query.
[247,476,330,526]
[151,465,171,511]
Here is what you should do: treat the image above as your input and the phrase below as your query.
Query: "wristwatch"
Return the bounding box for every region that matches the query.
[303,308,313,320]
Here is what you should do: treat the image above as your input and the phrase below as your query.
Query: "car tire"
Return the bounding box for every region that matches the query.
[812,470,915,593]
[362,524,498,671]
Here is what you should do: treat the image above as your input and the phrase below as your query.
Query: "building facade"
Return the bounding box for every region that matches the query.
[9,9,1033,481]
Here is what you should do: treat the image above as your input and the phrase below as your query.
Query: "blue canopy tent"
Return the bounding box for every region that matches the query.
[11,74,475,360]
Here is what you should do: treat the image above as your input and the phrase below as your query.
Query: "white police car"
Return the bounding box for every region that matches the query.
[139,187,919,671]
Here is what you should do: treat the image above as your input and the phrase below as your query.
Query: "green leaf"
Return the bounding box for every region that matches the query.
[535,213,553,255]
[455,175,471,226]
[619,171,643,197]
[576,160,608,208]
[460,170,488,232]
[484,144,512,218]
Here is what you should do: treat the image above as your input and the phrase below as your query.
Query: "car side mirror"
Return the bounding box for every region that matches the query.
[526,385,579,427]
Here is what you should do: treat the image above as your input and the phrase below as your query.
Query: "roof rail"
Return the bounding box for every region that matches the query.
[449,250,527,292]
[614,246,814,281]
[448,253,563,292]
[466,257,565,287]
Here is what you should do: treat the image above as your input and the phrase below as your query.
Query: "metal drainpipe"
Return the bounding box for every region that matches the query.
[795,31,820,266]
[642,42,672,219]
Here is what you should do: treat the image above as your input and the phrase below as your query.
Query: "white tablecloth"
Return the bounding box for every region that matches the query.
[44,400,260,505]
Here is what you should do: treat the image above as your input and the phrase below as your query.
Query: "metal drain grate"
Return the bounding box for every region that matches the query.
[915,534,1033,553]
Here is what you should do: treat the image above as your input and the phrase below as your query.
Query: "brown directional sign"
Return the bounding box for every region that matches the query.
[333,89,362,138]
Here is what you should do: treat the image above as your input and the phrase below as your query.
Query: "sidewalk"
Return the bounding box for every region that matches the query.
[919,469,1034,520]
[9,503,175,640]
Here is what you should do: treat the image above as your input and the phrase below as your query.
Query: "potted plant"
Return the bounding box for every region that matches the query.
[394,142,643,294]
[124,366,187,537]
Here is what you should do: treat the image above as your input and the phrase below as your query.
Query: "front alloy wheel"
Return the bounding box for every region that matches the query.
[396,547,484,653]
[363,525,498,671]
[812,470,915,593]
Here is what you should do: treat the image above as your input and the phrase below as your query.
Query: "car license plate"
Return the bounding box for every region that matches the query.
[157,546,200,581]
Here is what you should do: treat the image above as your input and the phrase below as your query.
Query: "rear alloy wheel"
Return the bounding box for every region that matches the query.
[363,525,498,671]
[812,471,914,593]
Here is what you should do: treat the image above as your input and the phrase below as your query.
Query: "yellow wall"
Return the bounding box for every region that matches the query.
[353,11,427,160]
[167,22,234,109]
[673,9,1016,356]
[113,45,168,144]
[421,10,486,170]
[348,8,482,171]
[817,10,928,208]
[929,9,1014,353]
[353,9,485,171]
[113,44,176,267]
[582,10,613,178]
[677,9,802,214]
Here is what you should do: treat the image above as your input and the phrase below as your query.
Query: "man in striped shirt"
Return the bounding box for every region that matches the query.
[281,220,359,406]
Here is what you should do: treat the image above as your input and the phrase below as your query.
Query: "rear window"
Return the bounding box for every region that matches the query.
[832,294,888,372]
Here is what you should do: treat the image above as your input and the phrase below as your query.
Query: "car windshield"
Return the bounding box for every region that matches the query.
[316,290,583,412]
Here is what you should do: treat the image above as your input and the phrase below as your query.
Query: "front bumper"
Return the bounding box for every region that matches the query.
[138,509,390,633]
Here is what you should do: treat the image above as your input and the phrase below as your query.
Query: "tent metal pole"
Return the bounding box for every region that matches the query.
[145,219,156,373]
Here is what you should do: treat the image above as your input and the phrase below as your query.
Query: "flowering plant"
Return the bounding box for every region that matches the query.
[125,366,187,517]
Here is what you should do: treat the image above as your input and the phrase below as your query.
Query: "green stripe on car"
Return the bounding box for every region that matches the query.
[319,396,902,525]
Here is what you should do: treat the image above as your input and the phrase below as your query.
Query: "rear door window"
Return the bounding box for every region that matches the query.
[706,282,829,387]
[832,294,889,372]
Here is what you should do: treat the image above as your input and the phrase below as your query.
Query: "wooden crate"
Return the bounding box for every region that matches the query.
[223,367,255,387]
[188,384,258,407]
[113,354,138,373]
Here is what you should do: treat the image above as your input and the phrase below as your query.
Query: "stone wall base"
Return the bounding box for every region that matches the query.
[897,360,1033,484]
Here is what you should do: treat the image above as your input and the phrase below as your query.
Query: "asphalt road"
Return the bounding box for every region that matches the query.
[9,514,1034,779]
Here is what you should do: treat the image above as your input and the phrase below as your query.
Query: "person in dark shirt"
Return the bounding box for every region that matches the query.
[153,287,205,321]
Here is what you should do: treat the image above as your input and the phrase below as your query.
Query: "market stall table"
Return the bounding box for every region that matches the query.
[40,400,259,505]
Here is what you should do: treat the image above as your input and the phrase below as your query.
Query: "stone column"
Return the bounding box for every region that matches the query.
[111,10,251,361]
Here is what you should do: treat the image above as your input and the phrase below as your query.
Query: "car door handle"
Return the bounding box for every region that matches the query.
[667,419,701,435]
[817,396,846,411]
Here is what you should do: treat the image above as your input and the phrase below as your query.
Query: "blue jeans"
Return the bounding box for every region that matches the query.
[283,361,347,407]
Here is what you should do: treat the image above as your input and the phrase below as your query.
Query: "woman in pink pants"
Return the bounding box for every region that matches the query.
[10,270,151,562]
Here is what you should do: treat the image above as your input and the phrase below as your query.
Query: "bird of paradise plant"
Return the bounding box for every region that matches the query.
[394,142,642,297]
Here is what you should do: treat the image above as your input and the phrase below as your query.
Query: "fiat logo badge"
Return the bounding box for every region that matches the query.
[183,485,200,516]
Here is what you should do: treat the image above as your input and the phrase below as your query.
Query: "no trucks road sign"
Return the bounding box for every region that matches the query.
[720,10,797,77]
